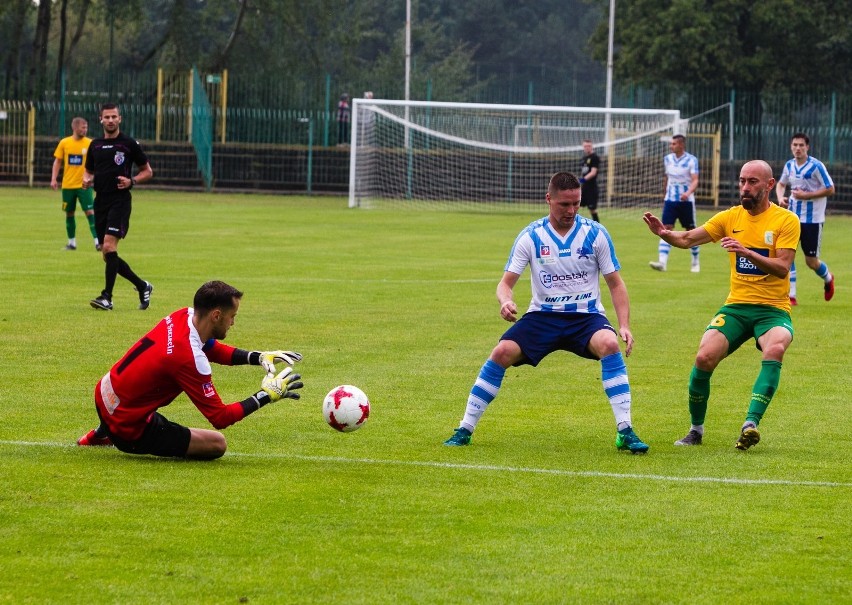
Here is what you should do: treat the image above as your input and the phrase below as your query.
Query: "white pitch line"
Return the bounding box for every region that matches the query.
[3,440,849,488]
[233,452,852,488]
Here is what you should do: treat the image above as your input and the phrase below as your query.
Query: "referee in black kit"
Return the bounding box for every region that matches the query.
[83,103,154,311]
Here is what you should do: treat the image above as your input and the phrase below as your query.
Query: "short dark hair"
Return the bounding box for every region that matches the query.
[548,172,581,196]
[672,134,686,142]
[194,281,243,315]
[99,103,119,116]
[791,132,810,145]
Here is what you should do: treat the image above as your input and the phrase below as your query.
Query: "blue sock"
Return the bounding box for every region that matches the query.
[601,352,632,429]
[461,359,505,432]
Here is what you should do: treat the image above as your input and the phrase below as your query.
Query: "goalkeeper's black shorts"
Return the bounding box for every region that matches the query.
[99,408,191,458]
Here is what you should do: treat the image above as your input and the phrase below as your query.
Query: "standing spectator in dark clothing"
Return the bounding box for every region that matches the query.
[337,93,351,145]
[83,103,154,311]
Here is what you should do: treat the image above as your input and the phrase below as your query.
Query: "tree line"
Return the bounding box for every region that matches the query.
[2,0,850,104]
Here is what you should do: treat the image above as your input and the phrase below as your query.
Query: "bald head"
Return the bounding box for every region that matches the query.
[741,160,773,179]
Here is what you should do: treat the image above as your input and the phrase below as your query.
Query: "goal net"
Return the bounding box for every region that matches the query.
[348,100,692,214]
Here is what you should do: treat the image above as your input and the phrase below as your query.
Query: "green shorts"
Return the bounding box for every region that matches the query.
[61,188,95,213]
[706,304,793,354]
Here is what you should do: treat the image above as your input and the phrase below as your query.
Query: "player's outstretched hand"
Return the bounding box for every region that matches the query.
[642,212,666,236]
[260,350,303,375]
[261,366,304,402]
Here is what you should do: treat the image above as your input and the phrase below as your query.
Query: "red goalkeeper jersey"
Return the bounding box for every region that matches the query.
[94,307,248,440]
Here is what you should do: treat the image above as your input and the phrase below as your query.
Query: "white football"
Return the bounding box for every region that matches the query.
[323,385,370,432]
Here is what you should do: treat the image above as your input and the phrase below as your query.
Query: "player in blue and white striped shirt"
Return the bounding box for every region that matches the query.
[775,133,836,305]
[443,172,649,453]
[649,134,701,273]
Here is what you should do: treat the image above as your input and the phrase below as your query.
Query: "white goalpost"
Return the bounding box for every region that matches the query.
[348,99,691,213]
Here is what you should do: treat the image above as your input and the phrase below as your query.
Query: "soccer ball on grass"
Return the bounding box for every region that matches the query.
[323,385,370,432]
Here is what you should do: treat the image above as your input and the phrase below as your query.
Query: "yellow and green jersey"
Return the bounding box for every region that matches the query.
[53,135,92,189]
[703,204,800,312]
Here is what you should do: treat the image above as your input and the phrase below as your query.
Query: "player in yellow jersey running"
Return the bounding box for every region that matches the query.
[51,117,99,251]
[643,160,800,450]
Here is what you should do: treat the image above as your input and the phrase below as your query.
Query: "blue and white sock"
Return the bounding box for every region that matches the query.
[460,359,505,432]
[816,261,832,283]
[690,246,700,265]
[658,240,671,266]
[790,261,797,297]
[601,352,632,429]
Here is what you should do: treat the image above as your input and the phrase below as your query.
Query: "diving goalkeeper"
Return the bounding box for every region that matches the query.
[77,280,303,459]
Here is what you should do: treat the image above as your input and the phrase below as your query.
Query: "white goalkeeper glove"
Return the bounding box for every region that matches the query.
[261,366,304,402]
[260,350,302,376]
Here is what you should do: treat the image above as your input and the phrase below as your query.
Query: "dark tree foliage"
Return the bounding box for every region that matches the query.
[2,0,848,103]
[588,0,851,93]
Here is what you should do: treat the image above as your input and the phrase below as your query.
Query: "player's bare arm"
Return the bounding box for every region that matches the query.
[603,271,633,357]
[496,271,521,323]
[681,172,699,201]
[51,158,62,190]
[774,181,789,207]
[720,238,795,278]
[790,185,835,200]
[643,213,712,248]
[82,169,94,189]
[117,162,154,190]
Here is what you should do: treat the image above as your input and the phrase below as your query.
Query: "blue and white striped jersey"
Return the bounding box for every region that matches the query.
[504,215,620,315]
[778,156,834,224]
[664,152,699,202]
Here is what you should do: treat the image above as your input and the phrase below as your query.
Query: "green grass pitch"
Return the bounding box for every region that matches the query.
[0,187,849,603]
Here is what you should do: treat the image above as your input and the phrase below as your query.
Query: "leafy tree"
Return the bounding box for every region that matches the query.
[427,0,605,90]
[589,0,851,93]
[0,0,34,97]
[30,0,51,98]
[364,18,483,101]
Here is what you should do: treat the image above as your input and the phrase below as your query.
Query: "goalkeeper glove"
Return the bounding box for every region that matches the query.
[261,366,304,402]
[260,350,302,375]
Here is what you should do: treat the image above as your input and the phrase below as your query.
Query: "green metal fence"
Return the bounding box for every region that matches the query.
[6,67,849,163]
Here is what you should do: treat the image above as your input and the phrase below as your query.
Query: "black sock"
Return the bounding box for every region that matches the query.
[117,257,145,291]
[103,252,119,299]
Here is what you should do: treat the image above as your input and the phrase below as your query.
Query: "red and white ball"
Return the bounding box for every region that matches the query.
[323,385,370,432]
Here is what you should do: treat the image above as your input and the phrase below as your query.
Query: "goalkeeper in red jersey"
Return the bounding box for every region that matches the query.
[77,281,304,459]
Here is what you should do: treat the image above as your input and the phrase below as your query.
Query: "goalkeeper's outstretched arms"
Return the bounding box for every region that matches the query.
[240,367,304,416]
